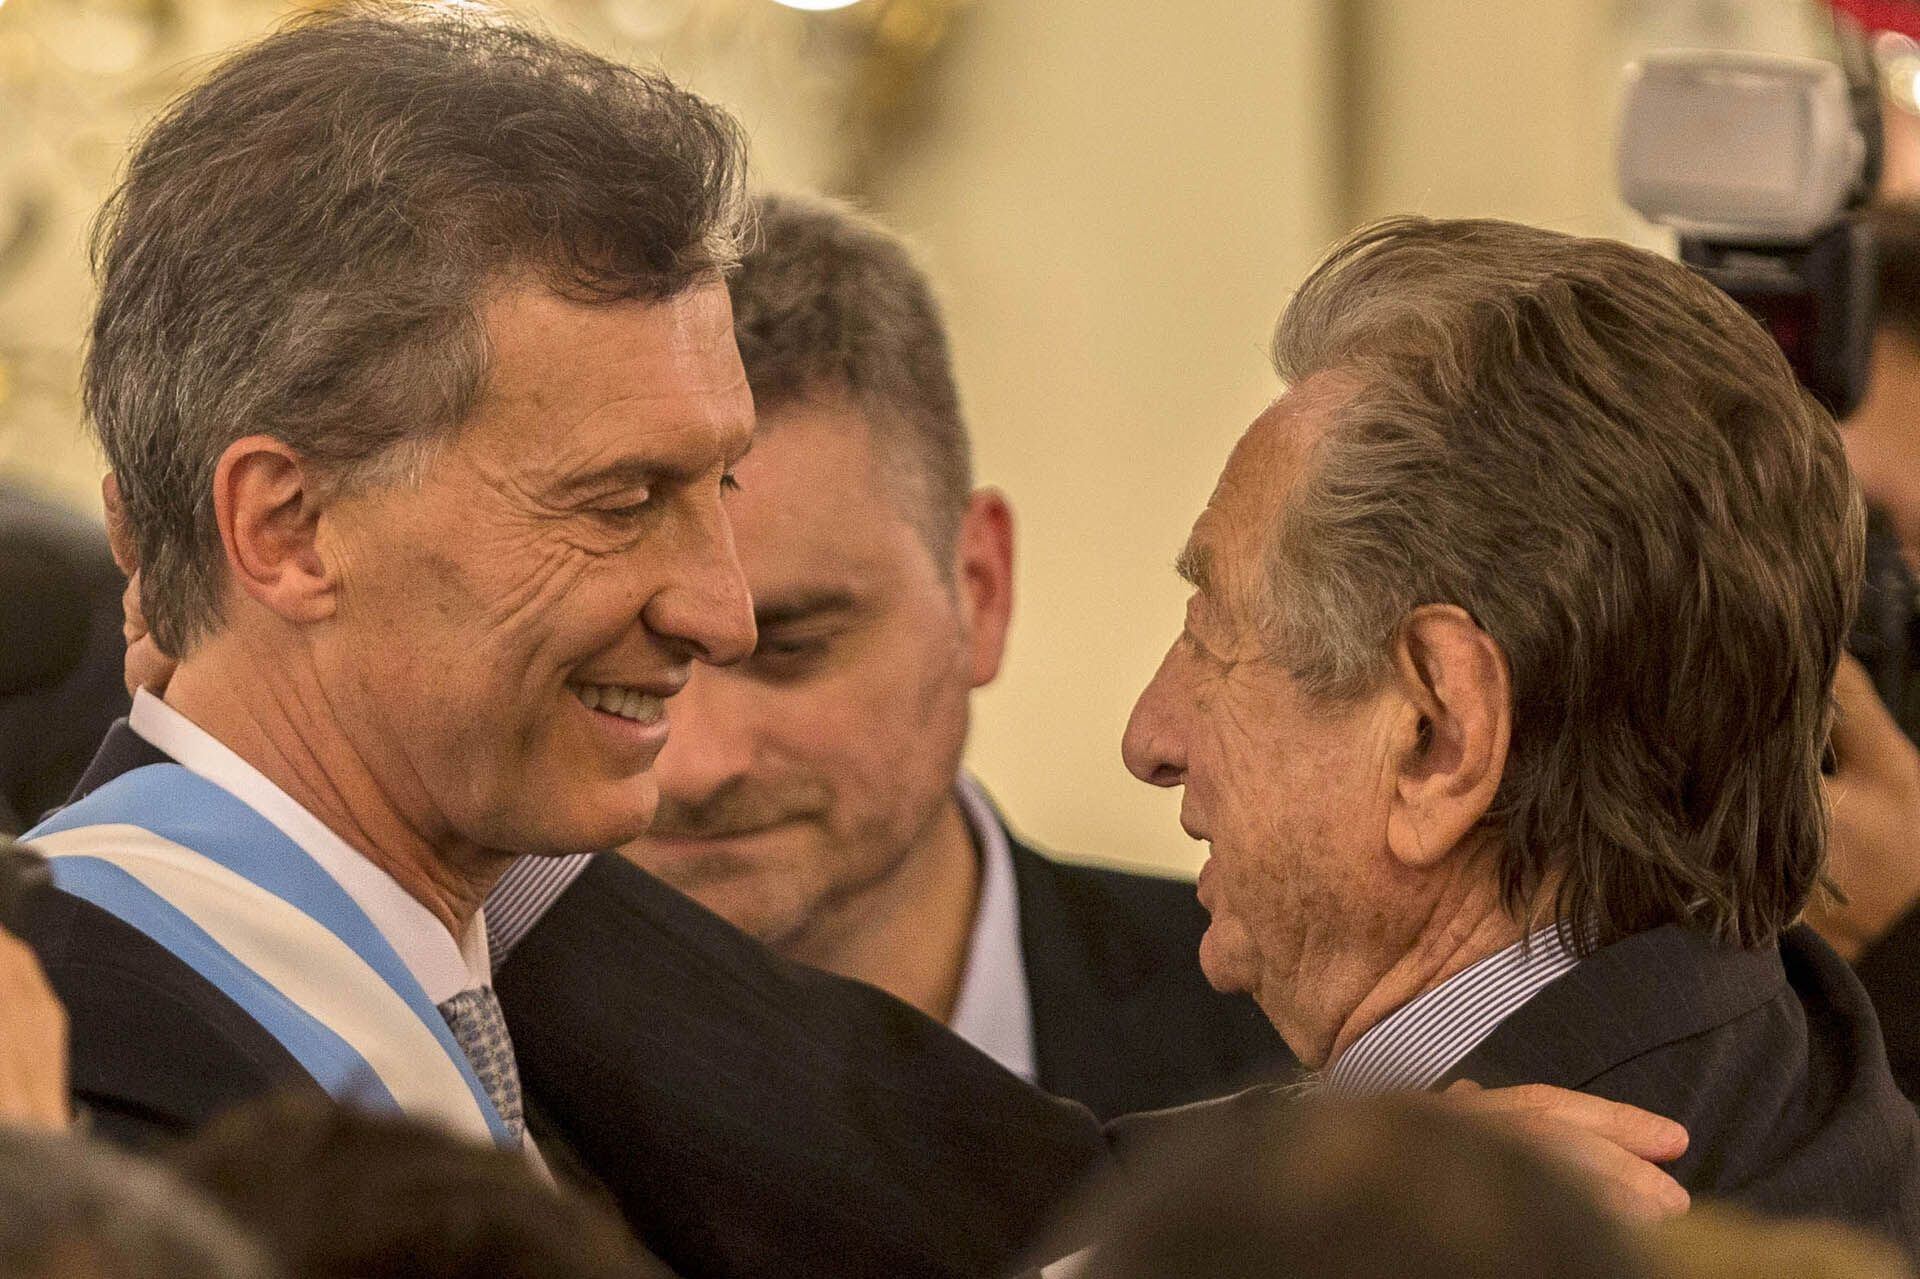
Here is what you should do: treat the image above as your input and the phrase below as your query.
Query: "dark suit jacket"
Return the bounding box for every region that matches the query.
[1009,836,1296,1120]
[1111,923,1920,1256]
[1860,905,1920,1105]
[27,724,1111,1279]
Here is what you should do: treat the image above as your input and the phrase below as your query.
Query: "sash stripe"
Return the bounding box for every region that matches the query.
[28,766,507,1146]
[50,854,400,1112]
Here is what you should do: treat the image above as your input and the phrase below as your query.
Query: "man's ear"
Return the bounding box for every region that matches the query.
[101,472,138,576]
[953,488,1015,689]
[210,435,338,626]
[1384,604,1511,869]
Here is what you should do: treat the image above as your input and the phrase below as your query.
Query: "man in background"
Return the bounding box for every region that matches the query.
[616,194,1291,1118]
[1801,199,1920,1101]
[0,485,127,834]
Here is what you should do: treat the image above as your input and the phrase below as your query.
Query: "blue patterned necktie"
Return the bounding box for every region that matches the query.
[436,986,525,1145]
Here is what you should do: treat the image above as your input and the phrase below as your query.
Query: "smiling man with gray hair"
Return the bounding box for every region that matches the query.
[27,3,759,1151]
[1119,216,1920,1250]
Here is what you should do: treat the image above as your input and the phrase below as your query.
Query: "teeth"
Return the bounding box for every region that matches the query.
[570,683,665,724]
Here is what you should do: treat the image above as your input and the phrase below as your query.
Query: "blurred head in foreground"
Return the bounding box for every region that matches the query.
[1648,1205,1916,1279]
[169,1094,668,1279]
[1065,1091,1652,1279]
[0,1125,277,1279]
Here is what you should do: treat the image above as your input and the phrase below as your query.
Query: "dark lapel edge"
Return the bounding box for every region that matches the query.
[1009,832,1113,1104]
[1439,923,1786,1090]
[68,719,170,806]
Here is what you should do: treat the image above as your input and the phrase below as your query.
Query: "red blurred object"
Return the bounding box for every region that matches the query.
[1830,0,1920,41]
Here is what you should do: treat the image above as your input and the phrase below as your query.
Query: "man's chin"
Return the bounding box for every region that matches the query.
[619,840,815,942]
[1196,921,1253,995]
[508,774,659,857]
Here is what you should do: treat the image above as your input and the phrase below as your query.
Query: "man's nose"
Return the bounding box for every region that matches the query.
[655,670,755,805]
[1122,653,1187,789]
[643,495,756,667]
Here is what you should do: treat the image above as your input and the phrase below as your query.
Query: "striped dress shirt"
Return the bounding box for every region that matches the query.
[1326,925,1584,1094]
[487,850,594,964]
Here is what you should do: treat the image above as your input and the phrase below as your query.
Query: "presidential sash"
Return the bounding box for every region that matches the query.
[25,764,511,1147]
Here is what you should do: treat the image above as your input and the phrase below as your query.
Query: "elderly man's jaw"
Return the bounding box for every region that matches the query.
[1126,398,1529,1070]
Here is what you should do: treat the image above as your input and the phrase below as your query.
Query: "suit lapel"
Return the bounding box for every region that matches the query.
[1010,837,1110,1105]
[1439,923,1786,1090]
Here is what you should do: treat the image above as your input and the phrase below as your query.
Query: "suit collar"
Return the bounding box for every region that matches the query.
[1439,922,1786,1090]
[69,718,170,804]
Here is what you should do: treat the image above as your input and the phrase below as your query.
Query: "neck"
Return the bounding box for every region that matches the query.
[783,795,982,1023]
[164,637,511,937]
[1316,846,1539,1070]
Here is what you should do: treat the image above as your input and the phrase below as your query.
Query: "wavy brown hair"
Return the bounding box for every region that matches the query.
[1266,216,1863,950]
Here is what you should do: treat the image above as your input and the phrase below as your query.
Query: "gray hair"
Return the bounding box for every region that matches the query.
[0,1126,279,1279]
[728,192,972,563]
[1265,216,1862,951]
[86,5,750,655]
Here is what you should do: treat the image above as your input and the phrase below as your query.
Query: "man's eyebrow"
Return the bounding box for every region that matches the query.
[1174,541,1213,595]
[754,589,859,629]
[550,458,664,500]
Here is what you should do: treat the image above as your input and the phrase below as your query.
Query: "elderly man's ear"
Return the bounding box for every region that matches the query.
[1384,604,1512,869]
[212,435,339,625]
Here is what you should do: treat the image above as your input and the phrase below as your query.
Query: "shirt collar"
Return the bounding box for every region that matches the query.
[1326,923,1583,1095]
[128,689,490,1004]
[947,776,1038,1083]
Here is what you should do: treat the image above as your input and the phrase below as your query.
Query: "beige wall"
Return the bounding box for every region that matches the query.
[897,0,1828,875]
[867,0,1342,874]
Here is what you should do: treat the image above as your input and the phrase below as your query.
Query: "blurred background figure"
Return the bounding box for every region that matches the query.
[170,1093,673,1279]
[1055,1092,1656,1279]
[0,486,127,834]
[0,1125,279,1279]
[1795,199,1920,1101]
[1842,203,1920,576]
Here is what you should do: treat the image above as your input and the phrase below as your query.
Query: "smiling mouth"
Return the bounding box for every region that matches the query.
[568,682,667,725]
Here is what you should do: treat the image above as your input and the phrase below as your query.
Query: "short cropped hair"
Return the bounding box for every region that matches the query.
[728,192,972,561]
[87,6,749,655]
[0,1127,277,1279]
[170,1093,668,1279]
[1267,216,1862,950]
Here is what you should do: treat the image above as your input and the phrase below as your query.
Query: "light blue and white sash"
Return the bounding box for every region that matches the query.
[25,764,510,1147]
